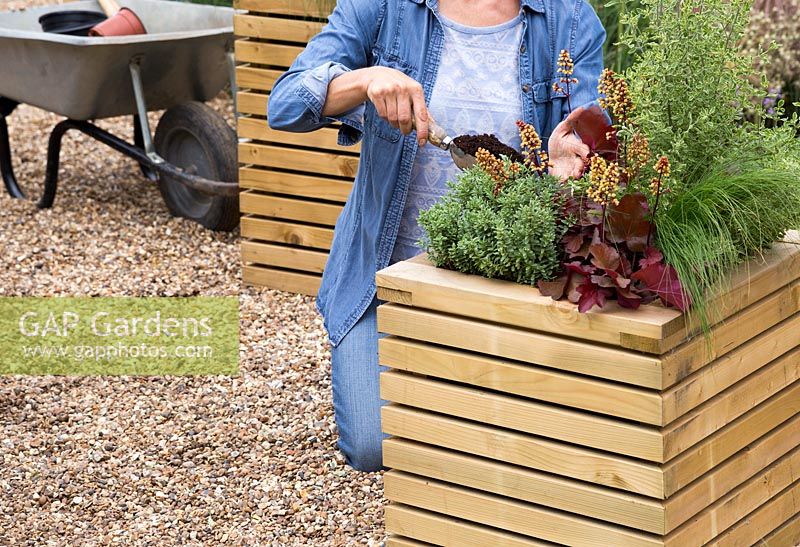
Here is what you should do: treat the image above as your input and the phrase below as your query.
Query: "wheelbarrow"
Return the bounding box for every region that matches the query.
[0,0,240,231]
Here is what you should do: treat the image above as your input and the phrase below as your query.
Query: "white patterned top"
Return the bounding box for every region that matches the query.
[390,10,525,263]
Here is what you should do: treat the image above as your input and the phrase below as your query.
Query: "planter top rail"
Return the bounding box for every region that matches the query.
[376,231,800,355]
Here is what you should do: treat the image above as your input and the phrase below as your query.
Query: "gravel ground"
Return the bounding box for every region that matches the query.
[0,1,385,544]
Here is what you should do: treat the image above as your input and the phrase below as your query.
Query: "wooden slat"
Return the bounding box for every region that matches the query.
[664,448,800,546]
[382,405,665,498]
[381,371,665,461]
[383,347,799,464]
[376,254,671,348]
[239,167,352,202]
[706,480,800,546]
[235,41,305,68]
[380,311,800,428]
[384,471,663,546]
[663,381,800,497]
[386,468,800,547]
[377,303,664,389]
[662,312,800,424]
[760,513,800,546]
[240,192,342,226]
[661,348,800,460]
[384,504,548,547]
[375,240,800,354]
[240,216,334,249]
[241,241,328,273]
[239,118,361,155]
[237,91,268,117]
[234,0,332,19]
[239,142,360,178]
[234,6,345,296]
[236,65,283,92]
[663,415,800,533]
[234,14,324,42]
[377,282,799,391]
[242,264,321,295]
[384,416,800,535]
[383,379,800,501]
[379,336,663,424]
[383,438,665,534]
[385,537,433,547]
[661,281,800,387]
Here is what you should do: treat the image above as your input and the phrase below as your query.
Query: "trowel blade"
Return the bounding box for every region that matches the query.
[450,144,477,170]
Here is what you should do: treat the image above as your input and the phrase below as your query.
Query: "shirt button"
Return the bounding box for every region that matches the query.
[522,84,530,93]
[520,44,527,53]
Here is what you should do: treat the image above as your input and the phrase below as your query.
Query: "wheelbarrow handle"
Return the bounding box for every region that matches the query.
[97,0,122,17]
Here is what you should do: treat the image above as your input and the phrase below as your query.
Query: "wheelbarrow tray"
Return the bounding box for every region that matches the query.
[0,0,233,120]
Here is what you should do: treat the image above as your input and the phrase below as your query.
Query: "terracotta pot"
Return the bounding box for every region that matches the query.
[88,8,146,37]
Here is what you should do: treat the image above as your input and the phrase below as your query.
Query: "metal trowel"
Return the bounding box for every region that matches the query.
[414,116,476,170]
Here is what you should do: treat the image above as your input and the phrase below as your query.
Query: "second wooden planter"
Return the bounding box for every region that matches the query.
[376,234,800,547]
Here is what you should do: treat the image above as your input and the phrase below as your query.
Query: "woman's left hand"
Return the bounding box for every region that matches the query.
[549,110,590,181]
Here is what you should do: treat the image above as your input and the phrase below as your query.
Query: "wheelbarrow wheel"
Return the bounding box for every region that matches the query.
[154,102,239,231]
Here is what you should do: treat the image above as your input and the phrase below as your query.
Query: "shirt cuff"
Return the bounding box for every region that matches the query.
[295,62,365,146]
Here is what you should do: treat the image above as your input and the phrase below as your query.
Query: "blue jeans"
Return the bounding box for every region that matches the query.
[330,298,387,472]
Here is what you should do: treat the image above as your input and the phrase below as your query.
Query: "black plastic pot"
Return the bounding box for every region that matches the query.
[39,11,107,37]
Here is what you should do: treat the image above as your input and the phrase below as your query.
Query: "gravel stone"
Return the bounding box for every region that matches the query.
[0,1,386,544]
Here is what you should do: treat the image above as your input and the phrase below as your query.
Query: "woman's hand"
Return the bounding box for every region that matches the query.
[549,109,591,181]
[364,67,429,145]
[322,66,429,146]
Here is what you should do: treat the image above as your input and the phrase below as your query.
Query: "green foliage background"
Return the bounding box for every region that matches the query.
[589,0,640,72]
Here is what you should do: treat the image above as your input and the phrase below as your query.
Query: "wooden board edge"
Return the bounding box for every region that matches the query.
[707,479,800,546]
[757,512,800,546]
[380,370,665,462]
[384,504,548,547]
[383,437,666,534]
[381,405,666,499]
[384,471,663,547]
[242,264,321,295]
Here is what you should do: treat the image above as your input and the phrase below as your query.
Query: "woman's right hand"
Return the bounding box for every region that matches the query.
[322,66,430,146]
[364,67,429,146]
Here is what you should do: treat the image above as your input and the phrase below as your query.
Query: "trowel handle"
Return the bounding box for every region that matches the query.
[412,115,451,150]
[97,0,122,16]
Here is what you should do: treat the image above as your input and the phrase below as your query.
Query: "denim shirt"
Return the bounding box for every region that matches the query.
[268,0,606,347]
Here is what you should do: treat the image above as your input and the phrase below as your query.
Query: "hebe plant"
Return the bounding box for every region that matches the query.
[418,162,568,287]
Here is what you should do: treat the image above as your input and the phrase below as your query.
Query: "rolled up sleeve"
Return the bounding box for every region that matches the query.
[294,62,365,146]
[267,0,384,146]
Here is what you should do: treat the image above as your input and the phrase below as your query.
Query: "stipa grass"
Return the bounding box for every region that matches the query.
[656,153,800,332]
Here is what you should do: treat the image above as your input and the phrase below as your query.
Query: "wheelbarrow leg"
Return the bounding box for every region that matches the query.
[128,58,162,164]
[227,50,238,119]
[0,98,25,199]
[37,120,72,209]
[133,115,158,181]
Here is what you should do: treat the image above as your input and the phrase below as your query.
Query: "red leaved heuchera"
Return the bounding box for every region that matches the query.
[535,69,690,313]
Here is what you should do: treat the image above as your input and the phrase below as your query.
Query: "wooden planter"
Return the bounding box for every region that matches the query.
[234,0,352,295]
[376,233,800,547]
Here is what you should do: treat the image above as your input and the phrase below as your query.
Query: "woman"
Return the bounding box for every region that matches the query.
[269,0,605,472]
